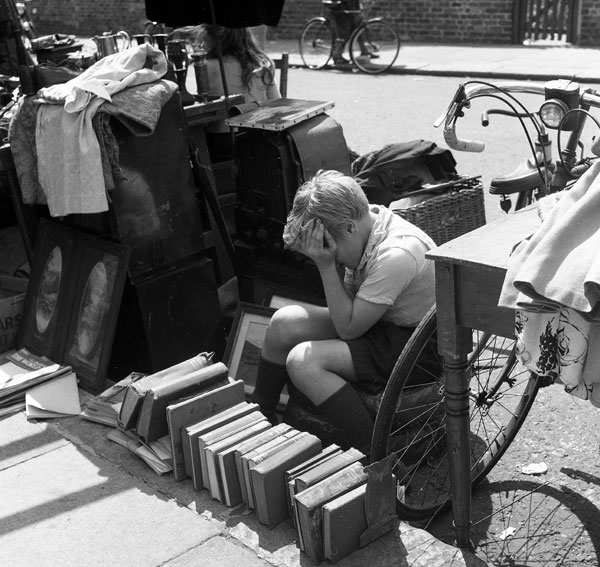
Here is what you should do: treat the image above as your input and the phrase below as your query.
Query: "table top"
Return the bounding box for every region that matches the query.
[225,98,335,131]
[426,205,541,271]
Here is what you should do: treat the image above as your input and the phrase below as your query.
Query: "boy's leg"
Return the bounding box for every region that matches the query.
[287,339,373,454]
[252,304,335,423]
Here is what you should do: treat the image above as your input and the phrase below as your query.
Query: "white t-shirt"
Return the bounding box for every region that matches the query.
[343,205,436,327]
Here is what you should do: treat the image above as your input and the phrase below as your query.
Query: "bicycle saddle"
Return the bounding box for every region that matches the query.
[489,153,555,195]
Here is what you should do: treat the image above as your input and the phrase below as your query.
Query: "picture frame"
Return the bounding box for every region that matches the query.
[223,302,288,406]
[17,219,80,362]
[62,235,130,394]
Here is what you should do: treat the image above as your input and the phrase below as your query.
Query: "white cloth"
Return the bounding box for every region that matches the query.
[35,44,168,217]
[498,160,600,318]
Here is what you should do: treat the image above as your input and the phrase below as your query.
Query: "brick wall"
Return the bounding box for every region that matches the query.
[27,0,600,46]
[579,1,600,46]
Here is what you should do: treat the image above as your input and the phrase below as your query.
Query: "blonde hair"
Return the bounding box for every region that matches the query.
[283,170,369,252]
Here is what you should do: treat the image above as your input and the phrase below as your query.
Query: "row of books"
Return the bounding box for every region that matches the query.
[79,353,382,563]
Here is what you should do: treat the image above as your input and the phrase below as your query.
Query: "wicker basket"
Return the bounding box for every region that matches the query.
[394,177,486,245]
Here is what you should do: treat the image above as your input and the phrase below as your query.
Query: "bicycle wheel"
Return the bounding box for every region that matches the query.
[370,307,540,521]
[349,19,400,74]
[299,18,334,70]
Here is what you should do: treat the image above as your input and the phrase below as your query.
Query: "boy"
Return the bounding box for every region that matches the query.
[252,170,436,453]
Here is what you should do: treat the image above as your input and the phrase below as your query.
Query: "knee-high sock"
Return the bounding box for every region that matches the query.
[315,383,374,454]
[251,356,288,424]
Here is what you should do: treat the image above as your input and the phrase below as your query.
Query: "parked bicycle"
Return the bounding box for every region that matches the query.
[299,0,400,74]
[369,78,600,520]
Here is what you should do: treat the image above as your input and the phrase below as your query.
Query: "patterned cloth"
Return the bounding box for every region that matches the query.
[500,162,600,407]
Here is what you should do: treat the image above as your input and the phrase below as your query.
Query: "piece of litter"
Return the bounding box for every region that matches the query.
[521,462,548,475]
[498,527,517,540]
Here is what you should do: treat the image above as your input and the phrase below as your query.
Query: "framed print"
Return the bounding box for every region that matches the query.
[17,219,80,361]
[269,294,320,310]
[224,302,288,406]
[63,236,130,394]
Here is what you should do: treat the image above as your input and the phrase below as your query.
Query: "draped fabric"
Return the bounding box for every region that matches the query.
[145,0,286,28]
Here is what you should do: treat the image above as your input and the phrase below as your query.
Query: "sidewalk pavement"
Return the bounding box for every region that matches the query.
[0,394,488,567]
[267,38,600,83]
[7,39,599,567]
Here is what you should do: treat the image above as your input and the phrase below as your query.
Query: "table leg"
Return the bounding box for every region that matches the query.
[443,355,472,549]
[434,261,473,548]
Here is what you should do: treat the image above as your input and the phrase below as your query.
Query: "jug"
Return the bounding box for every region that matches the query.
[93,31,131,58]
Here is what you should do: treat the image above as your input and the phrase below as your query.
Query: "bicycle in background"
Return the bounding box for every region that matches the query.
[299,0,400,74]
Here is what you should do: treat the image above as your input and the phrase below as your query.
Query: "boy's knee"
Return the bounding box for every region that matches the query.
[286,342,316,389]
[266,305,309,348]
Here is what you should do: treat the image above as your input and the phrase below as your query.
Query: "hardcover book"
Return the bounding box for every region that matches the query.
[80,372,146,428]
[233,422,294,506]
[136,362,229,443]
[167,377,245,480]
[205,419,271,503]
[249,432,323,528]
[294,447,365,493]
[197,411,266,492]
[285,444,343,528]
[294,461,368,563]
[185,401,259,490]
[242,428,301,509]
[322,483,368,564]
[117,352,213,430]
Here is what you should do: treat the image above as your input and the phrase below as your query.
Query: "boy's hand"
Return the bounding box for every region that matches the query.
[299,219,336,268]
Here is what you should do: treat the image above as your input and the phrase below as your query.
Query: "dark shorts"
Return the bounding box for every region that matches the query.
[346,321,416,392]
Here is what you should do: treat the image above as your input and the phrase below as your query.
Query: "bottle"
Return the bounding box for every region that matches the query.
[191,49,210,103]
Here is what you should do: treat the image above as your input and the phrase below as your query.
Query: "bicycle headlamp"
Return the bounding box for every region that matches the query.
[539,99,569,129]
[540,79,581,130]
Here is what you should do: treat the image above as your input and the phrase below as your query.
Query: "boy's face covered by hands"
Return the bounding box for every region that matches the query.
[298,219,337,268]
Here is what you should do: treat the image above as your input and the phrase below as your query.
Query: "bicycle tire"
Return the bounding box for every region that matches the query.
[299,18,334,70]
[370,307,540,521]
[349,19,400,74]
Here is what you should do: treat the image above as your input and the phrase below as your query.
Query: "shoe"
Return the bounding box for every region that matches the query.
[333,56,350,66]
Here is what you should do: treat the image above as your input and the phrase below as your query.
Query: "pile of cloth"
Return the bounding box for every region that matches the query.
[499,160,600,406]
[8,43,178,217]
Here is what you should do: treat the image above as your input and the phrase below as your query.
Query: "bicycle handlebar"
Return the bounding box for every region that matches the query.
[435,80,600,153]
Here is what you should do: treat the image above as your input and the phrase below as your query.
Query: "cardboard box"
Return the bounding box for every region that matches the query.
[0,276,28,353]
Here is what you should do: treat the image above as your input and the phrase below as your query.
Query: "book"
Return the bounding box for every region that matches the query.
[234,422,294,506]
[294,461,368,562]
[167,377,245,481]
[117,351,213,431]
[295,447,366,493]
[0,348,71,405]
[322,483,368,564]
[249,432,323,528]
[242,428,301,509]
[185,401,260,491]
[107,429,172,476]
[285,444,343,527]
[80,372,145,428]
[197,410,265,493]
[217,422,276,507]
[183,399,253,479]
[136,361,229,443]
[25,371,81,419]
[206,419,271,503]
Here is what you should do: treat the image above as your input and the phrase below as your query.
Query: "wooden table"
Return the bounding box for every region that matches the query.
[426,205,541,547]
